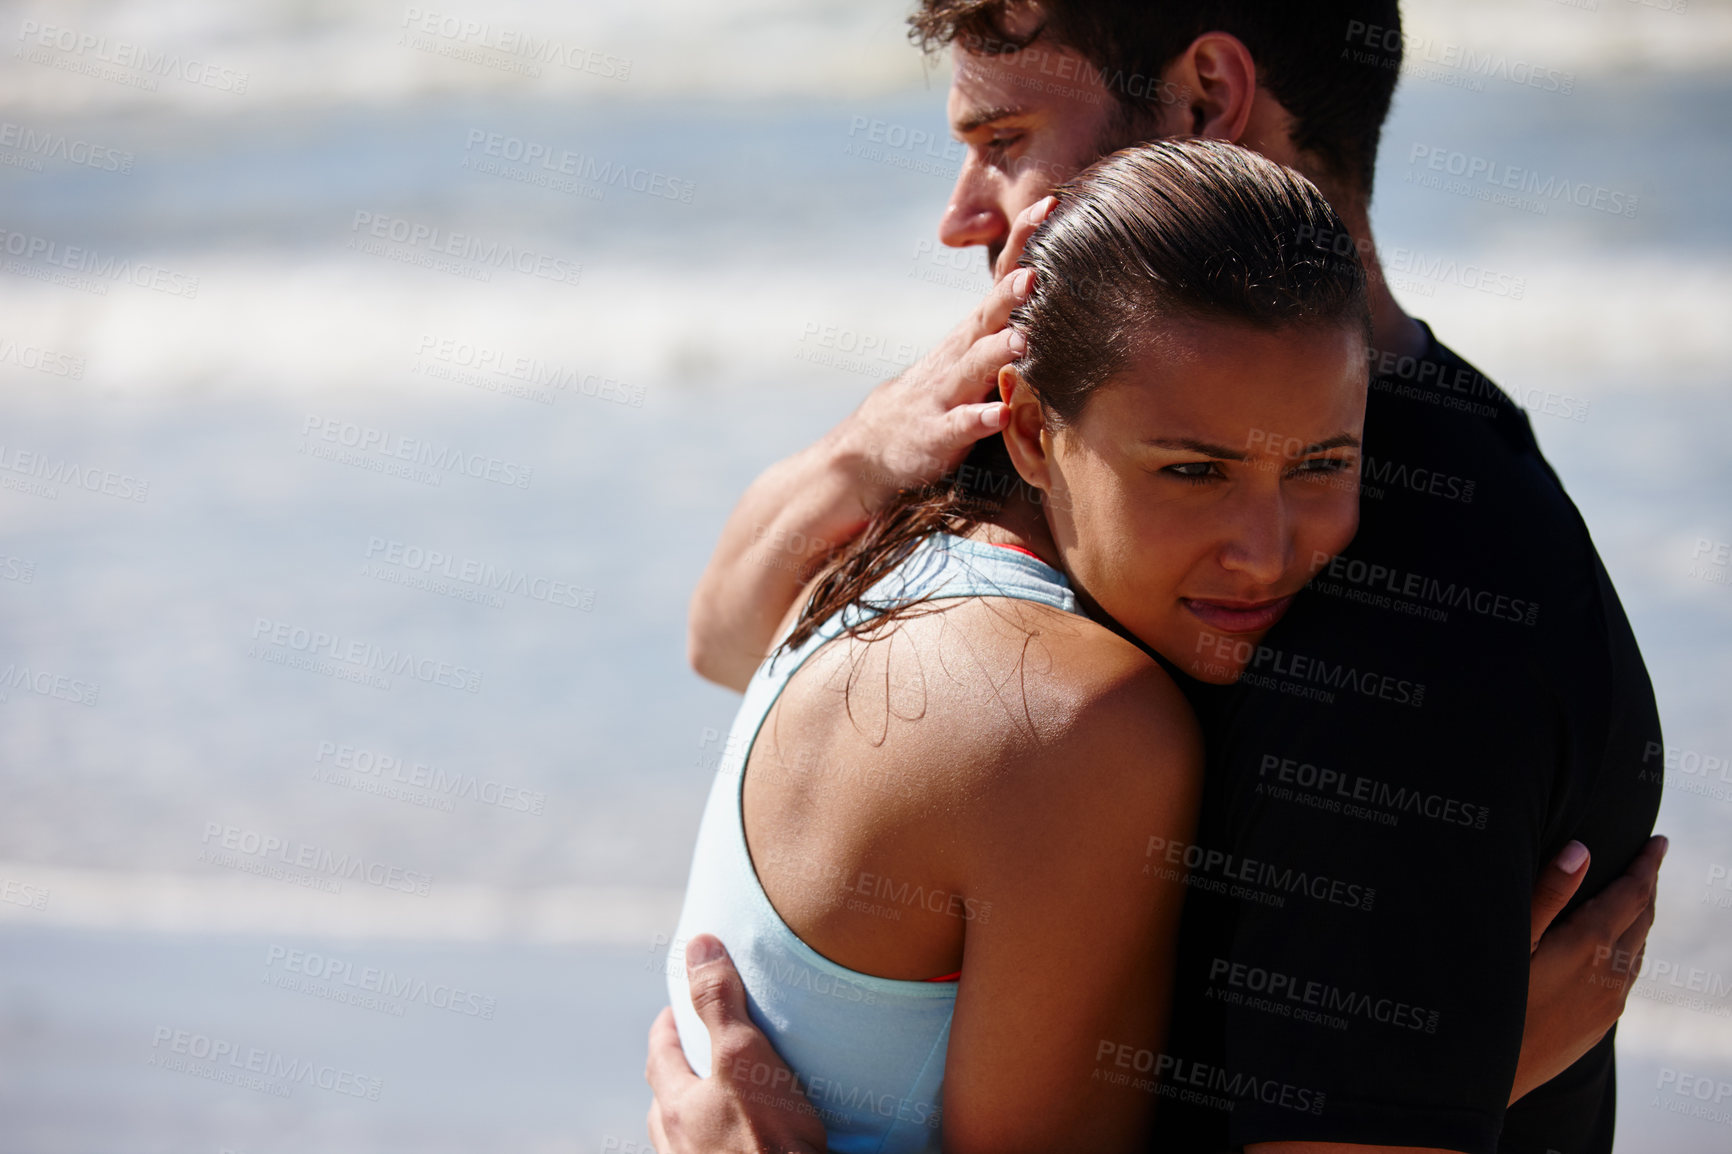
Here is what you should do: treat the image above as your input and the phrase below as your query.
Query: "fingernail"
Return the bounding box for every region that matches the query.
[1555,840,1589,874]
[1007,330,1027,355]
[686,936,725,969]
[1657,834,1670,859]
[983,404,1009,429]
[1036,194,1057,220]
[1014,268,1035,296]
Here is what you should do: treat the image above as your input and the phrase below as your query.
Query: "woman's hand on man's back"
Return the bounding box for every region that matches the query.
[1512,834,1667,1103]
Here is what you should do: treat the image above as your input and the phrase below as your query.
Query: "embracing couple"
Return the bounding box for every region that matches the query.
[646,3,1666,1153]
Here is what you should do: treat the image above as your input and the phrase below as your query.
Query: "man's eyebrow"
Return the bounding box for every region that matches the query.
[953,104,1028,135]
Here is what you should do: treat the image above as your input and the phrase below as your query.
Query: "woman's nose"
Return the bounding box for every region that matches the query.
[1218,494,1291,587]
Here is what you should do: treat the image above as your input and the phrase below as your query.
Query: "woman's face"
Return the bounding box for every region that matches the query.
[1003,317,1368,684]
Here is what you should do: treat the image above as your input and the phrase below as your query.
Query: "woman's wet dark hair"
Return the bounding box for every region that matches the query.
[779,138,1369,654]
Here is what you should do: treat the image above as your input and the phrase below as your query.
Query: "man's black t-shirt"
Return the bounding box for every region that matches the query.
[1148,326,1663,1154]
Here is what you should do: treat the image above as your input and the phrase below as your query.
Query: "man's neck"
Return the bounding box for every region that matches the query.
[1236,101,1430,361]
[1330,192,1428,360]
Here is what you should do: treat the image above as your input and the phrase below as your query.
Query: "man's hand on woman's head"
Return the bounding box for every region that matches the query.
[684,196,1057,691]
[645,935,826,1154]
[1514,833,1667,1103]
[837,196,1057,506]
[992,195,1058,283]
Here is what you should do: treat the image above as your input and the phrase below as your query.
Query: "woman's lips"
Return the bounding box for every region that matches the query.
[1181,594,1296,635]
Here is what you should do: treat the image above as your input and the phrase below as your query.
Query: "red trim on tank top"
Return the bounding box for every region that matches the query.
[925,970,962,982]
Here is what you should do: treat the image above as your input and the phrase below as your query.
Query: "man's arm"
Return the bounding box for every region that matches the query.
[645,843,1665,1152]
[686,201,1053,690]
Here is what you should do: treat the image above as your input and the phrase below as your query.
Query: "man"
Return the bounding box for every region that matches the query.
[650,3,1666,1151]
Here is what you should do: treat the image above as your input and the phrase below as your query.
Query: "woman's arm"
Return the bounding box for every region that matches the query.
[940,656,1203,1153]
[1510,833,1666,1104]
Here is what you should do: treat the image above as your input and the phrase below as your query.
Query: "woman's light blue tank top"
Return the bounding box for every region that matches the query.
[668,532,1080,1154]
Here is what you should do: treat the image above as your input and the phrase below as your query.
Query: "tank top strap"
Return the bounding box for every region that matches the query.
[872,533,1079,618]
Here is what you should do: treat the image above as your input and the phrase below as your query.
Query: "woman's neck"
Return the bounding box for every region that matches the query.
[963,491,1063,574]
[964,495,1160,661]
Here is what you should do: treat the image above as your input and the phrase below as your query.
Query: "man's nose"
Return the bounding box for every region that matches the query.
[938,157,1008,252]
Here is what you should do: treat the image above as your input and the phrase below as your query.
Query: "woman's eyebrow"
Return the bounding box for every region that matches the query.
[1143,433,1362,458]
[1299,433,1362,452]
[1143,437,1247,460]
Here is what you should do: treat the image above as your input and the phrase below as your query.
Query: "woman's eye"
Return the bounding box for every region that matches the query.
[985,134,1022,155]
[1294,457,1352,476]
[1165,461,1220,483]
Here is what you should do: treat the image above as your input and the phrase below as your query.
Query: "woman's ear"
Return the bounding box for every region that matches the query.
[998,364,1053,493]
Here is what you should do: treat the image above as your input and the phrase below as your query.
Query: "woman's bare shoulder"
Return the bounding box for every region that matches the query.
[889,596,1202,790]
[917,598,1204,885]
[770,594,1200,808]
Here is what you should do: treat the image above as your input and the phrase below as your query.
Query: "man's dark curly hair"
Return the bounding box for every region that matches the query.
[910,0,1404,195]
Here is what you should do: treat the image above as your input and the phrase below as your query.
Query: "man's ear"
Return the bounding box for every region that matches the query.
[1161,32,1258,142]
[998,364,1053,493]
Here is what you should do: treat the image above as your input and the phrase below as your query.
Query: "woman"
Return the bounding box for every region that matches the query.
[667,139,1370,1152]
